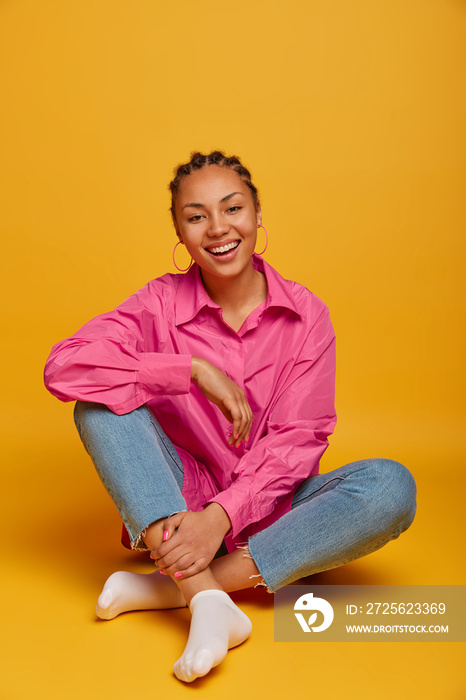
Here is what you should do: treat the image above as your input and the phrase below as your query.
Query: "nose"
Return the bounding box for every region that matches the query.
[206,213,229,238]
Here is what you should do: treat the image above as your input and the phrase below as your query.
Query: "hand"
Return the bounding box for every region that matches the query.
[151,505,231,579]
[191,357,253,447]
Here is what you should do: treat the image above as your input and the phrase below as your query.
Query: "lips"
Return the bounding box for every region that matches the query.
[206,240,241,256]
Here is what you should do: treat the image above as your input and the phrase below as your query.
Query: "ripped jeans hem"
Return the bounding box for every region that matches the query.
[237,544,274,594]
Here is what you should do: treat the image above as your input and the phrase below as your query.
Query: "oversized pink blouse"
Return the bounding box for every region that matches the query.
[44,255,336,552]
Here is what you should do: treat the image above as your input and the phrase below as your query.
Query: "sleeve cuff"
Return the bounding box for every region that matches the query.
[206,488,257,540]
[138,353,192,395]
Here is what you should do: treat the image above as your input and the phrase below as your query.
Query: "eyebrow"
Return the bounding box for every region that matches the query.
[182,191,245,210]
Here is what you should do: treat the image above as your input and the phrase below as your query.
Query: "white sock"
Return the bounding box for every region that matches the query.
[96,571,186,619]
[174,589,252,683]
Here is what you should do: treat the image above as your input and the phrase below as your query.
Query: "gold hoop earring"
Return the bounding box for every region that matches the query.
[172,241,193,272]
[256,224,268,256]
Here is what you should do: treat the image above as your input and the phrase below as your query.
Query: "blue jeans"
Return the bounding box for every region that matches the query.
[74,402,417,592]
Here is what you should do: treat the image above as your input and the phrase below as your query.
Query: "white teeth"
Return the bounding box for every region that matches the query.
[209,241,239,255]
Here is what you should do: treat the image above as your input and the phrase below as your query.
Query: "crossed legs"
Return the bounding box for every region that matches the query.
[74,402,417,682]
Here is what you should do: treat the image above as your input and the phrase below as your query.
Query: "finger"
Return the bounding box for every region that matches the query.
[164,511,185,536]
[168,558,209,580]
[218,403,234,424]
[160,552,202,577]
[243,403,253,442]
[151,531,182,560]
[154,512,185,555]
[236,399,252,446]
[226,399,246,446]
[155,530,188,561]
[232,399,252,447]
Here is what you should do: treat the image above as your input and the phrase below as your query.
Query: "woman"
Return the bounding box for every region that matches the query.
[44,151,416,682]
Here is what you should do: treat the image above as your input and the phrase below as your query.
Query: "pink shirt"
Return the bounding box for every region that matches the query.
[44,255,336,552]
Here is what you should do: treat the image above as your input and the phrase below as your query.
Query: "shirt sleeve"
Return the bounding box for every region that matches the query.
[207,304,336,539]
[44,281,192,415]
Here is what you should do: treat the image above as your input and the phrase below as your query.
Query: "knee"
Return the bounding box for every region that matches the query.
[73,401,156,450]
[73,401,110,436]
[73,401,132,453]
[368,459,417,534]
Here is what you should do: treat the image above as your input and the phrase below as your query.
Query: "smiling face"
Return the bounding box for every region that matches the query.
[173,165,262,286]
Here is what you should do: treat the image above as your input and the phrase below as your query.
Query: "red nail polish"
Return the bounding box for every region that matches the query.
[163,530,169,541]
[159,569,165,575]
[174,572,182,579]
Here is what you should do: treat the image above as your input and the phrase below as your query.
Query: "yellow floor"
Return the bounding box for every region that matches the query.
[2,400,465,700]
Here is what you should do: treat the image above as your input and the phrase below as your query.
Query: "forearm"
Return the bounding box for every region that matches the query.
[45,340,191,413]
[190,356,203,381]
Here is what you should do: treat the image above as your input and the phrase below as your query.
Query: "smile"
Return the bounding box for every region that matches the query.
[207,241,240,256]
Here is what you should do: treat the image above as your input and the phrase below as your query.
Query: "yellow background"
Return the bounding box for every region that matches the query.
[1,1,465,698]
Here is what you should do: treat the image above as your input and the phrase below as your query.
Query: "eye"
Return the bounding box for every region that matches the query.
[227,205,242,213]
[188,214,203,222]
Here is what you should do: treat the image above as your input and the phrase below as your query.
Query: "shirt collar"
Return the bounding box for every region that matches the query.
[174,254,303,326]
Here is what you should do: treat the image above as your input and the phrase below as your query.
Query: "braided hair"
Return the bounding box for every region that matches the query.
[169,151,260,222]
